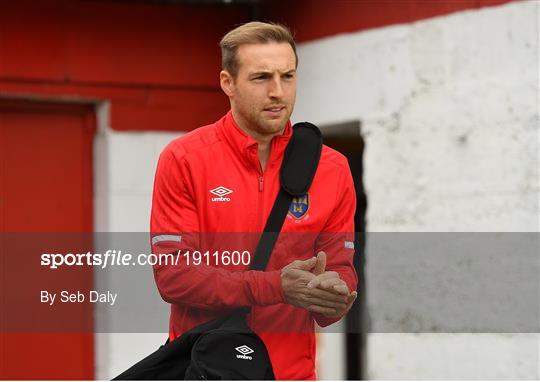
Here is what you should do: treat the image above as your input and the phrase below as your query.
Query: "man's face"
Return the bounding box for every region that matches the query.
[223,42,297,136]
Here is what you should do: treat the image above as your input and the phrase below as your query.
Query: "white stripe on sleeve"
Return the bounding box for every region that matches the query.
[152,234,182,245]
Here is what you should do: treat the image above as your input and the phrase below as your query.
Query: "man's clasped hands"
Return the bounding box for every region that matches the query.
[281,252,357,318]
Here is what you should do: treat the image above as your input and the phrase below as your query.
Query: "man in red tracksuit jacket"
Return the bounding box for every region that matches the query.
[150,22,358,380]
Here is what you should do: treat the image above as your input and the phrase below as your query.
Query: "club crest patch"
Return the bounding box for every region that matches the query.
[289,193,309,219]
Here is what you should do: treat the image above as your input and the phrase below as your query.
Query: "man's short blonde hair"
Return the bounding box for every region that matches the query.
[220,21,298,78]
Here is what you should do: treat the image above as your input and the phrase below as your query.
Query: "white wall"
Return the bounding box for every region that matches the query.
[294,1,538,233]
[94,102,178,234]
[293,1,539,379]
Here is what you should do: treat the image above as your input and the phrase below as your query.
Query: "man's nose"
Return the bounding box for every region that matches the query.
[268,75,284,98]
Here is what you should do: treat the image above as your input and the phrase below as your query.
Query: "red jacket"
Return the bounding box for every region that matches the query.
[150,111,357,380]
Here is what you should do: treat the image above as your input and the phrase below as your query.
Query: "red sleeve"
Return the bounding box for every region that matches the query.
[150,146,285,312]
[312,161,358,327]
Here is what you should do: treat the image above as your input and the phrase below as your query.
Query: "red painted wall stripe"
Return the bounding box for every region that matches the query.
[0,0,248,131]
[0,0,250,87]
[0,0,515,132]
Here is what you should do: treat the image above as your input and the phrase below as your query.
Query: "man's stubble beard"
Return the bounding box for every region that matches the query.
[239,103,292,136]
[258,113,290,135]
[256,101,294,136]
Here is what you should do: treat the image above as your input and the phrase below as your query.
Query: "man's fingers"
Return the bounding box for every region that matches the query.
[307,305,337,317]
[307,271,338,289]
[312,251,326,276]
[314,291,356,312]
[319,278,348,293]
[287,268,316,282]
[342,291,358,312]
[305,294,348,310]
[307,286,349,304]
[308,278,349,299]
[332,283,350,296]
[287,257,317,271]
[320,278,342,289]
[308,291,358,318]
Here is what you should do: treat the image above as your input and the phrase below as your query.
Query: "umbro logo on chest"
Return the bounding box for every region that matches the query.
[210,186,233,202]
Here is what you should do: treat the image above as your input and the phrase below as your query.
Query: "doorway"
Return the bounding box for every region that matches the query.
[320,120,367,380]
[0,98,95,379]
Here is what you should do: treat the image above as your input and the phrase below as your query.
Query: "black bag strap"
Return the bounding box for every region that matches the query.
[249,122,322,272]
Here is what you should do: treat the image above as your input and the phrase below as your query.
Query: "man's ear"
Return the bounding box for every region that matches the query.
[220,70,234,97]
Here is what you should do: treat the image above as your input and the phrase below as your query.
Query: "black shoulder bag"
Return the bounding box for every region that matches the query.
[113,122,322,380]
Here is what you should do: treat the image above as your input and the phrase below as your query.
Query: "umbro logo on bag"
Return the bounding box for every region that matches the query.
[235,345,254,360]
[210,186,233,202]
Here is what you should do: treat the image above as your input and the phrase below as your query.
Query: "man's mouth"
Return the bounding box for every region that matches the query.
[264,106,285,113]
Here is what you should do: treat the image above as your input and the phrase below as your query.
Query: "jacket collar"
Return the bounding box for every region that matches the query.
[217,110,293,172]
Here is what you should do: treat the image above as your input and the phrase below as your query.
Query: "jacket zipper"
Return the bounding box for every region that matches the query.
[252,154,266,330]
[253,155,265,230]
[257,172,265,231]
